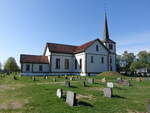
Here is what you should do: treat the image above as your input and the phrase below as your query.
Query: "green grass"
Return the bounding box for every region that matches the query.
[0,74,150,113]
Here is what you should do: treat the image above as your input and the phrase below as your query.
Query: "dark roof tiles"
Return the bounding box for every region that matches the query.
[20,54,49,64]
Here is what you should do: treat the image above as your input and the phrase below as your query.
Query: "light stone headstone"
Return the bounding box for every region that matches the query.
[56,89,63,98]
[116,77,123,83]
[107,82,114,88]
[70,77,73,81]
[147,99,150,112]
[101,77,106,83]
[122,81,130,86]
[53,77,56,82]
[32,76,35,81]
[66,91,77,106]
[88,78,94,84]
[103,88,112,98]
[136,78,142,82]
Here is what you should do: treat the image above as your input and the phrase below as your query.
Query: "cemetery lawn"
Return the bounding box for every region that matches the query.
[0,74,150,113]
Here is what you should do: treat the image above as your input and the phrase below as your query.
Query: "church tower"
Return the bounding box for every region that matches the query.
[102,14,116,71]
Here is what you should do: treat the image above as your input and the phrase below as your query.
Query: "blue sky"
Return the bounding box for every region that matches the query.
[0,0,150,66]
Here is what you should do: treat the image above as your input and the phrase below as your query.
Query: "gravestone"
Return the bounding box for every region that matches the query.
[13,76,17,80]
[66,91,77,106]
[80,81,86,87]
[116,77,123,83]
[122,81,130,86]
[101,77,106,83]
[136,78,141,82]
[146,77,150,80]
[147,99,150,112]
[103,88,112,98]
[65,81,71,87]
[107,82,114,88]
[70,77,73,81]
[88,78,94,84]
[65,76,68,79]
[53,77,56,82]
[56,89,63,98]
[32,76,35,81]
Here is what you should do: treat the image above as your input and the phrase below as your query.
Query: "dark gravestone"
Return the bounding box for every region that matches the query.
[65,76,68,79]
[88,78,94,84]
[103,88,112,98]
[13,76,17,80]
[56,89,63,98]
[148,99,150,112]
[65,81,71,87]
[66,91,77,106]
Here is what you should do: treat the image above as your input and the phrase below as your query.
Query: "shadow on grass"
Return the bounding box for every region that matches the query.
[78,101,93,107]
[70,86,78,88]
[112,95,126,99]
[115,87,125,90]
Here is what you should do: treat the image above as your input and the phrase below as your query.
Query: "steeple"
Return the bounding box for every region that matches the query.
[103,13,109,41]
[102,13,116,44]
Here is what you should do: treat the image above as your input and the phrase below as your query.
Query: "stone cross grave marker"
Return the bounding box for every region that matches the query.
[56,89,63,98]
[88,78,94,84]
[66,91,77,106]
[65,81,71,87]
[103,88,112,98]
[107,82,114,88]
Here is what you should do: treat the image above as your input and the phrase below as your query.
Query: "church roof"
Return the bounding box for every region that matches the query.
[20,54,49,64]
[44,38,109,54]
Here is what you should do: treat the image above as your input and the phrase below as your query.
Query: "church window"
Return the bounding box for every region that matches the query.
[65,59,69,69]
[109,44,113,50]
[56,58,60,69]
[75,59,77,69]
[80,59,82,69]
[96,45,99,51]
[91,56,94,63]
[39,65,43,72]
[26,64,30,71]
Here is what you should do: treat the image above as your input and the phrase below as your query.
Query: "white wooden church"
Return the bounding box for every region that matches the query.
[20,15,116,76]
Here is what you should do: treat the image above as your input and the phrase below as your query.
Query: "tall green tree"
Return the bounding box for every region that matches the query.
[4,57,19,72]
[137,51,149,63]
[122,51,135,72]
